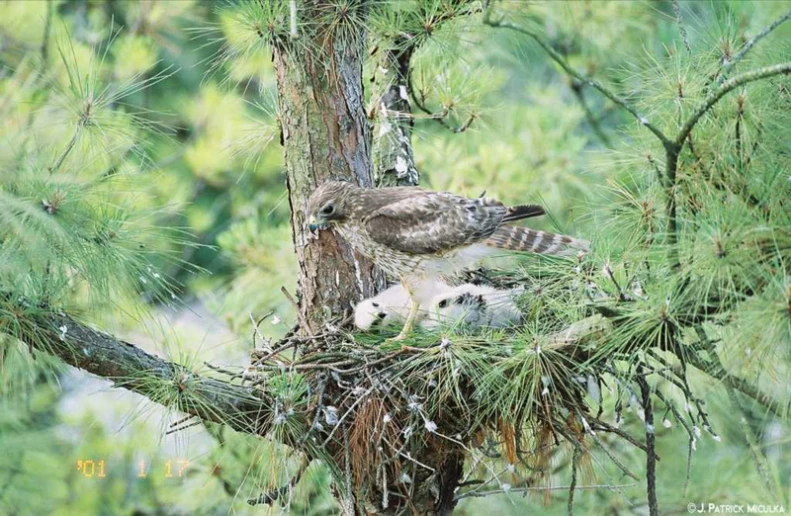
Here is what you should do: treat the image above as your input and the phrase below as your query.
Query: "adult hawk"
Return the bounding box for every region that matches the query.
[306,181,588,340]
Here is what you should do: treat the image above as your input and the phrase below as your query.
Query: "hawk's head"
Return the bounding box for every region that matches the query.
[306,180,355,231]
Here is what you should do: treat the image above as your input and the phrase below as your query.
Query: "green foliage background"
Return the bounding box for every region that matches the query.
[0,0,789,514]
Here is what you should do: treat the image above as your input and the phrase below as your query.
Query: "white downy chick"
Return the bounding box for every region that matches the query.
[421,284,522,330]
[354,279,451,331]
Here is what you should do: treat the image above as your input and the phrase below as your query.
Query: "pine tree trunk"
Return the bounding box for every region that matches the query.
[273,4,383,335]
[272,4,463,513]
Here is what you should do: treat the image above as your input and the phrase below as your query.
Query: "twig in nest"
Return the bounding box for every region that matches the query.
[251,339,299,367]
[250,311,274,350]
[321,385,374,446]
[281,286,313,336]
[300,375,328,445]
[248,455,311,506]
[203,362,244,380]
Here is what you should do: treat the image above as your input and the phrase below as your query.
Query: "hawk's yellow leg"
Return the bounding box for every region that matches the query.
[387,278,420,343]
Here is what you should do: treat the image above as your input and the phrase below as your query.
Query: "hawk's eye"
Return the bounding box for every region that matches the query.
[320,204,335,216]
[438,299,449,309]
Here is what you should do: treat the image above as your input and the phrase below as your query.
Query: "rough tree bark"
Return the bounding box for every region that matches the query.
[273,1,383,335]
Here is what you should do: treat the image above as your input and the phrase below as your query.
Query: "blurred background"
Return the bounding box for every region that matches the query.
[0,1,789,514]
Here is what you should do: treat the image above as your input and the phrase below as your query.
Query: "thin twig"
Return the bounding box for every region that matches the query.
[455,483,636,501]
[289,0,298,38]
[322,386,374,446]
[41,0,52,65]
[568,444,581,516]
[671,0,692,55]
[250,311,274,350]
[717,9,791,85]
[588,417,654,457]
[407,73,477,134]
[725,388,780,500]
[281,285,313,336]
[49,126,81,174]
[165,419,203,435]
[679,338,787,418]
[588,429,639,481]
[203,362,244,380]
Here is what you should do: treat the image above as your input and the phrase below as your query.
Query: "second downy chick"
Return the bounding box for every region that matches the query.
[421,284,522,330]
[354,279,451,331]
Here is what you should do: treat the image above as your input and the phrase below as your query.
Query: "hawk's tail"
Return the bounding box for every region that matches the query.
[485,226,589,257]
[502,204,545,222]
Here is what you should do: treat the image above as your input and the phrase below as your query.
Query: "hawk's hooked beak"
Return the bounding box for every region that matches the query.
[308,215,329,232]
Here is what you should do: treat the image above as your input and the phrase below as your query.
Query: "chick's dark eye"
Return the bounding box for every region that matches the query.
[320,204,335,215]
[438,299,448,309]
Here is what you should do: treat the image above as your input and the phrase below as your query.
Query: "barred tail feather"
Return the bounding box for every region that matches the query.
[485,226,589,256]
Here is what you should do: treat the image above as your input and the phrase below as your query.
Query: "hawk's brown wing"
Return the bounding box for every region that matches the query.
[364,193,507,254]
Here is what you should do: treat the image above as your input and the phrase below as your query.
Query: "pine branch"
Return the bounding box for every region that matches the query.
[676,62,791,146]
[372,43,420,187]
[716,9,791,85]
[681,332,789,419]
[483,9,791,269]
[570,80,613,148]
[482,14,674,150]
[371,0,480,186]
[4,300,275,438]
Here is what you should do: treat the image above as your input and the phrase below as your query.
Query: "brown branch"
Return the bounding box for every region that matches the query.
[5,303,276,438]
[635,368,659,516]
